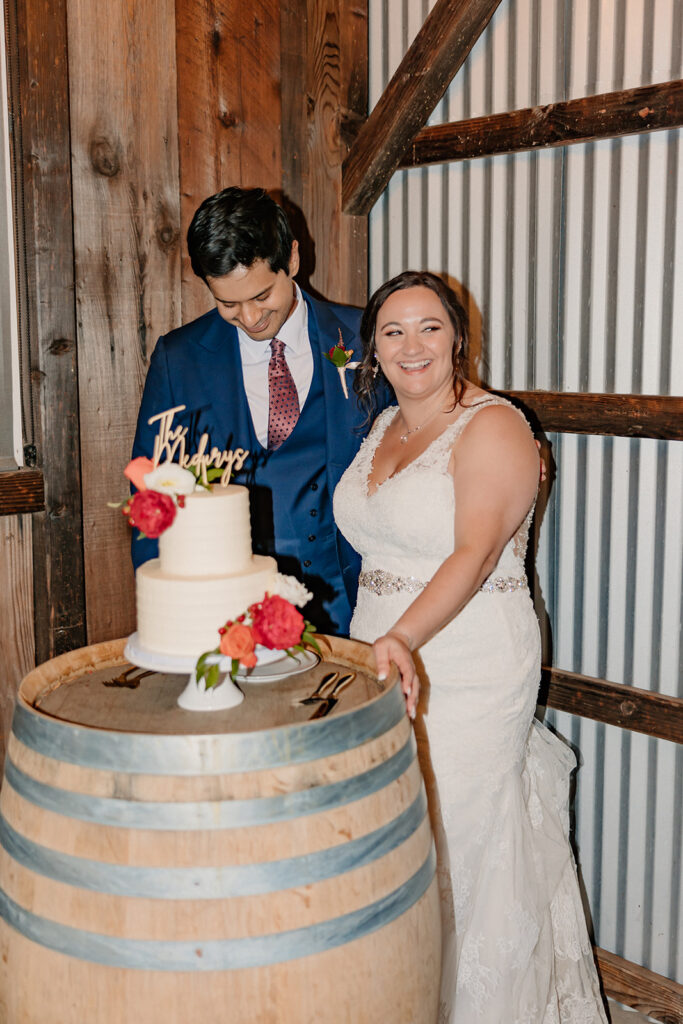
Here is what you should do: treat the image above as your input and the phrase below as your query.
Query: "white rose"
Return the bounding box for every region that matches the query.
[144,462,197,498]
[270,573,313,608]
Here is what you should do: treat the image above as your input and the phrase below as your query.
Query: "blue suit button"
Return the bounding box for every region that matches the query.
[303,559,311,567]
[310,509,317,517]
[308,535,316,542]
[310,482,319,490]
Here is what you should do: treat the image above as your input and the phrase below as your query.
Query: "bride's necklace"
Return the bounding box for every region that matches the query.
[398,406,445,444]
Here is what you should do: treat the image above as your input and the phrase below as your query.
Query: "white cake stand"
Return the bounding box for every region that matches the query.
[123,633,319,712]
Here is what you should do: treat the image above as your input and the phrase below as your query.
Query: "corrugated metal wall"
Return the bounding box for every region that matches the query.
[368,0,682,981]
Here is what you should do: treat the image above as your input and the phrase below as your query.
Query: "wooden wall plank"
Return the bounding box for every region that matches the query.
[0,471,44,515]
[342,0,503,216]
[595,947,683,1023]
[175,0,283,323]
[12,0,86,662]
[505,391,683,440]
[0,516,34,767]
[281,0,368,306]
[542,667,683,745]
[67,0,182,644]
[400,80,683,167]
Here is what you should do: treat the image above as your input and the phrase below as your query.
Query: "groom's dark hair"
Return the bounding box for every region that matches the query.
[188,187,295,281]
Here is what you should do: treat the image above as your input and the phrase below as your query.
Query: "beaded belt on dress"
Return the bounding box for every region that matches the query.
[358,568,528,596]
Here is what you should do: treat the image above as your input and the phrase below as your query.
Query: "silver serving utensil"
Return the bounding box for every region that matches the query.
[309,672,356,719]
[299,671,339,705]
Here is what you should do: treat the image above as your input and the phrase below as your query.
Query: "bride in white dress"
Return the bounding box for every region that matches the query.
[333,271,608,1023]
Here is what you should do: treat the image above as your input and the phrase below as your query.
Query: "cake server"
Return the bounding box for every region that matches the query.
[309,673,356,719]
[299,671,339,705]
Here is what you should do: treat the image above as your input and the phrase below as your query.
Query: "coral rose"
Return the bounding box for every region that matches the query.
[123,456,154,492]
[219,623,257,668]
[125,490,176,538]
[250,594,304,650]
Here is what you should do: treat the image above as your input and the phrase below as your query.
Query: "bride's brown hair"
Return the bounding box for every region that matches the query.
[354,270,469,417]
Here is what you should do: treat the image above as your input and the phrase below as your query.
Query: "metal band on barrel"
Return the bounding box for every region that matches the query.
[2,732,416,830]
[0,844,437,971]
[11,682,405,775]
[0,787,427,899]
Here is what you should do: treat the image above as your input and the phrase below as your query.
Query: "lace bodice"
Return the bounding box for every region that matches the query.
[335,397,534,588]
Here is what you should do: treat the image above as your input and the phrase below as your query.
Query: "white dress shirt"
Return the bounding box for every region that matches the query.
[236,283,313,447]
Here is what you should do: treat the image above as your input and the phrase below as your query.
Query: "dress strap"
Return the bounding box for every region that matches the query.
[417,396,507,472]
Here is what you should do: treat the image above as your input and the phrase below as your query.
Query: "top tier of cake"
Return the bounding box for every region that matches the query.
[158,483,252,577]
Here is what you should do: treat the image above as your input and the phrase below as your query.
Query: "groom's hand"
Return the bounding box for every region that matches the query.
[373,631,419,720]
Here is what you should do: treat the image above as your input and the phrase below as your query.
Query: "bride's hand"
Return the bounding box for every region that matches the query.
[373,630,419,720]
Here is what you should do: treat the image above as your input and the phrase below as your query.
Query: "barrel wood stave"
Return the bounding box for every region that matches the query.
[0,637,441,1023]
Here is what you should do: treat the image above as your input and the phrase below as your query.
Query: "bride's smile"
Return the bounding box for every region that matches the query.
[374,285,457,404]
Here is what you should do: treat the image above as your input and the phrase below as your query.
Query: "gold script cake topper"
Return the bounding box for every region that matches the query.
[148,405,249,486]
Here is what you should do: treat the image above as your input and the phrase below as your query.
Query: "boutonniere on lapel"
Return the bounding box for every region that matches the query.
[324,329,360,399]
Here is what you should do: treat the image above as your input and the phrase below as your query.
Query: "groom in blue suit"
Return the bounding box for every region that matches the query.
[132,187,383,636]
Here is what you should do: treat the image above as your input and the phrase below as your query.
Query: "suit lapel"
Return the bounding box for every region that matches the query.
[304,293,364,480]
[194,315,257,456]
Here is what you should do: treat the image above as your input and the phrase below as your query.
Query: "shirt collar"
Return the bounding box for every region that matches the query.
[236,282,308,363]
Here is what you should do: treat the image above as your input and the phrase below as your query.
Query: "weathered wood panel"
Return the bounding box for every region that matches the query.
[67,0,182,644]
[596,947,683,1023]
[0,516,34,766]
[342,0,503,216]
[542,667,683,745]
[0,471,44,515]
[176,0,283,323]
[400,80,683,167]
[505,391,683,440]
[12,0,85,662]
[281,0,368,305]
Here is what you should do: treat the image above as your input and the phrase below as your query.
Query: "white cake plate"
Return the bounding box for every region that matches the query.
[123,633,319,712]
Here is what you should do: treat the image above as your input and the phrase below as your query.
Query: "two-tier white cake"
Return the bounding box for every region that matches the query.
[135,484,277,657]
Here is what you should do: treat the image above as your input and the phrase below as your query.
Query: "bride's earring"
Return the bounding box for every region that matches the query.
[372,353,380,378]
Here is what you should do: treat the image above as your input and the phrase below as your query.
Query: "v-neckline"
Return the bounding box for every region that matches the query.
[365,398,499,498]
[365,408,456,498]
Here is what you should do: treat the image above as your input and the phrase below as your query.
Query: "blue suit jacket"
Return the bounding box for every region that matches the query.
[132,289,387,633]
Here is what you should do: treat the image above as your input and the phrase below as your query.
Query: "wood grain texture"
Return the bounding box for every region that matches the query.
[0,636,441,1024]
[342,0,504,216]
[176,0,283,323]
[400,80,683,167]
[12,0,86,661]
[281,0,368,305]
[0,516,34,771]
[67,0,182,644]
[0,471,44,515]
[595,947,683,1023]
[541,667,682,744]
[503,391,683,440]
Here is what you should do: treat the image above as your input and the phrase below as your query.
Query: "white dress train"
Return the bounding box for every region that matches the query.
[333,400,608,1024]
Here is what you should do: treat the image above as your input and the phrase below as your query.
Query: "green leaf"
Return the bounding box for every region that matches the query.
[302,627,321,655]
[205,663,220,689]
[195,647,219,686]
[231,658,239,681]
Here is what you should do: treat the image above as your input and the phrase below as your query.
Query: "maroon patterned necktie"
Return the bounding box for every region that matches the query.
[267,338,300,450]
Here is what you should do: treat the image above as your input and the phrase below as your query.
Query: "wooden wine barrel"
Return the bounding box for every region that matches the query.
[0,635,440,1024]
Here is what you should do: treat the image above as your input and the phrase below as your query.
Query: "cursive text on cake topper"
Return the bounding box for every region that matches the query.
[149,406,249,486]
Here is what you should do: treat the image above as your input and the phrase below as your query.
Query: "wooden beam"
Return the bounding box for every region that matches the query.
[541,667,683,745]
[503,391,683,440]
[595,947,683,1023]
[13,0,86,661]
[0,471,44,515]
[281,0,369,305]
[341,0,503,216]
[400,79,683,167]
[176,0,283,323]
[68,0,182,645]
